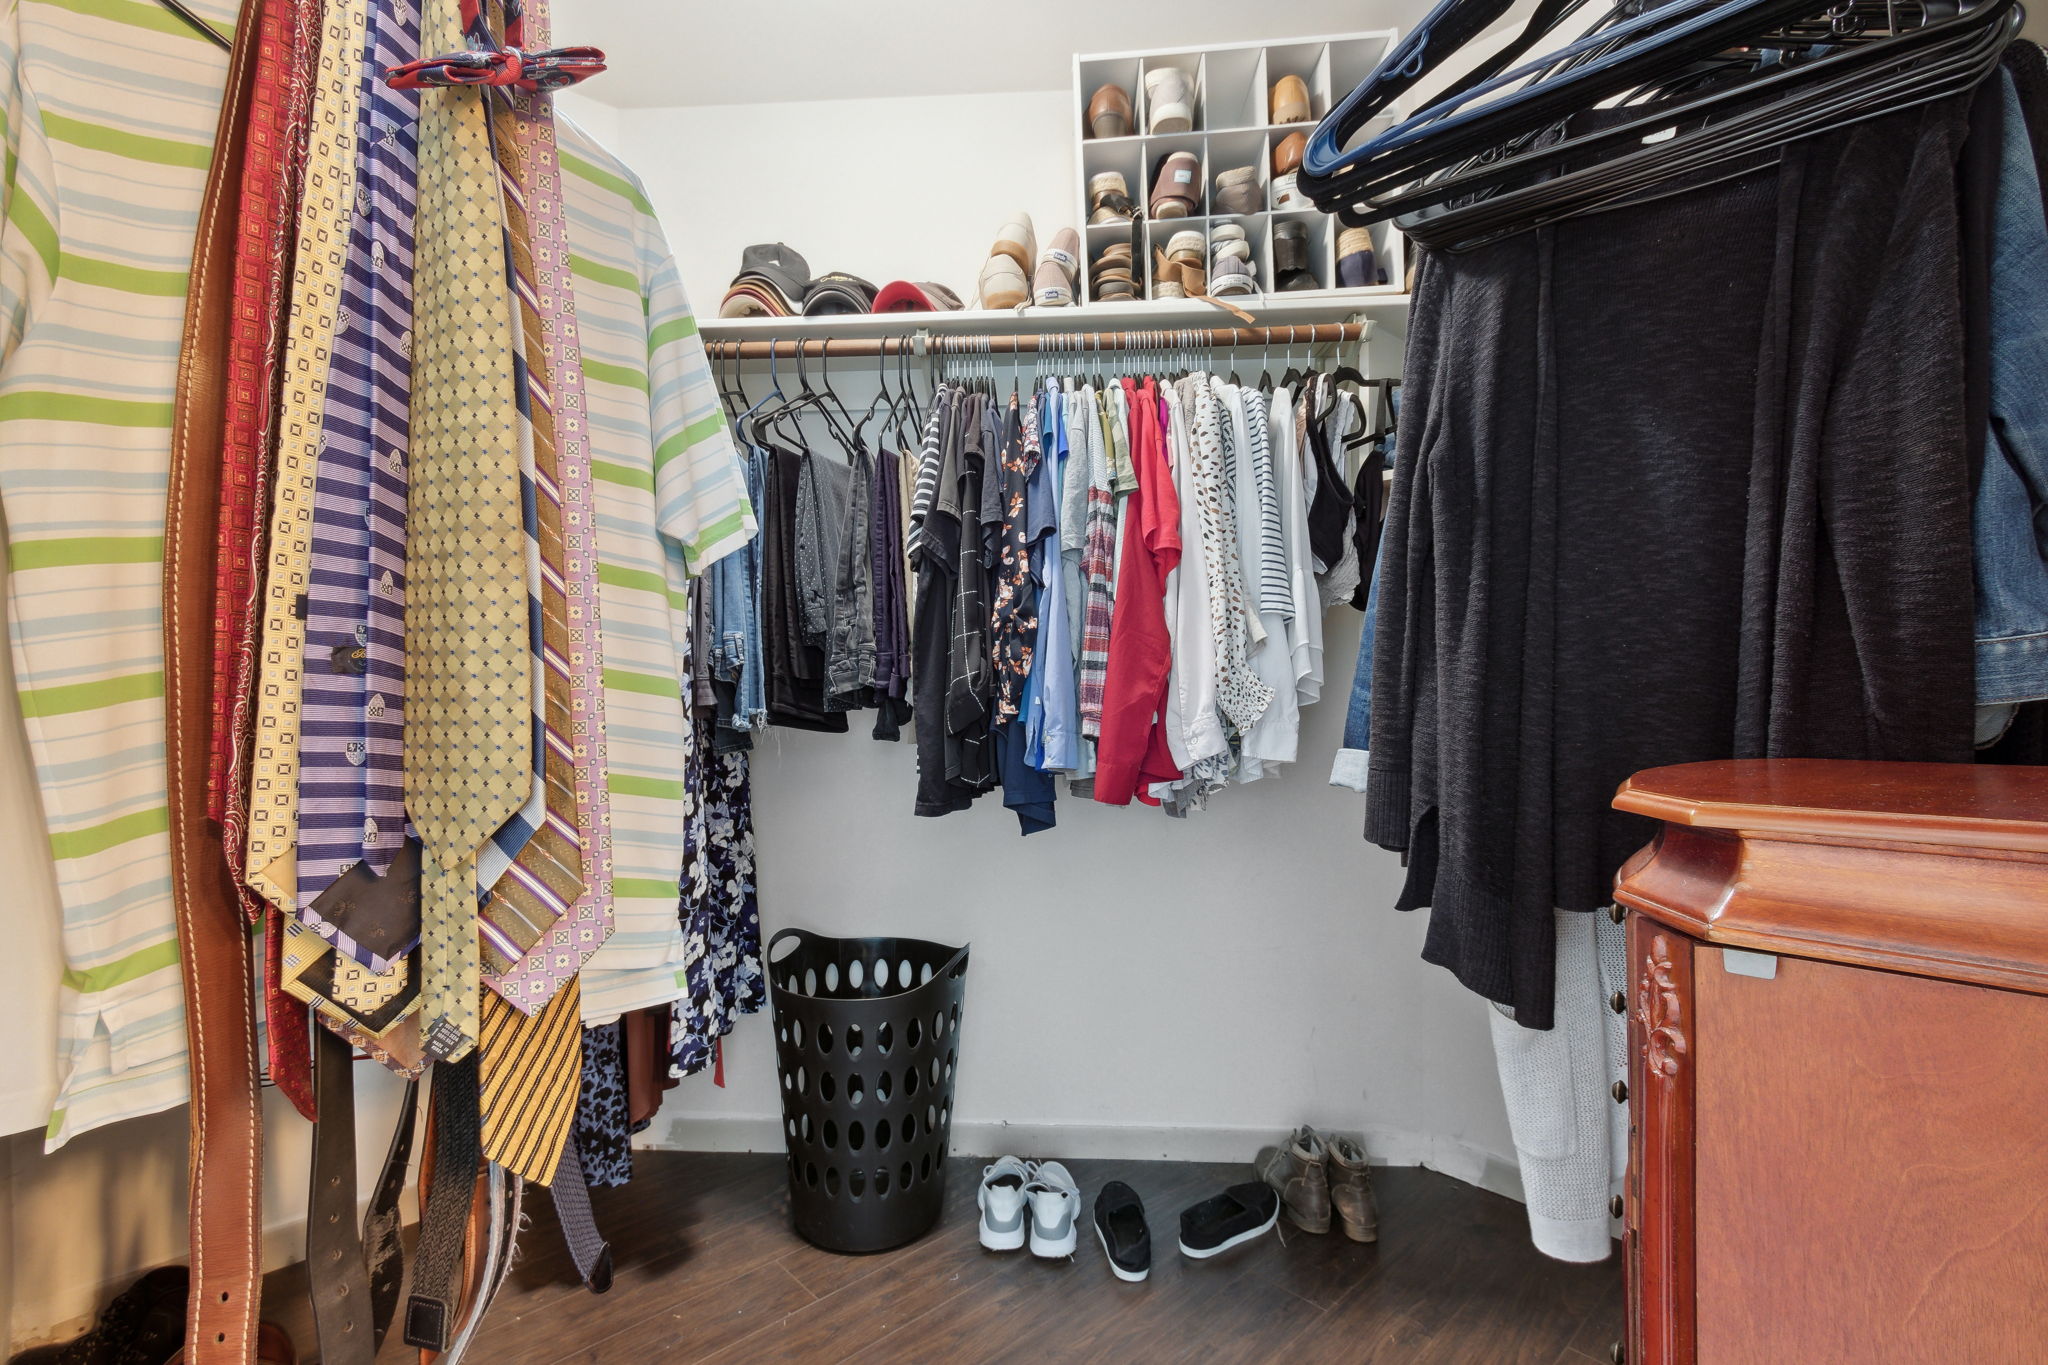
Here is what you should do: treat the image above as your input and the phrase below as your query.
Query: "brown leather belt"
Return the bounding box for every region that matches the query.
[165,1,267,1358]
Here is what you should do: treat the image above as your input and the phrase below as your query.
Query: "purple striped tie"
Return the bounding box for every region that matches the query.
[296,0,420,967]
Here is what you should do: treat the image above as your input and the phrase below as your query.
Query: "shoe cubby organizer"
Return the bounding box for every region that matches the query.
[1073,32,1405,306]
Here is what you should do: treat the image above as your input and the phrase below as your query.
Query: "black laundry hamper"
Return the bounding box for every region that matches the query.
[766,927,970,1253]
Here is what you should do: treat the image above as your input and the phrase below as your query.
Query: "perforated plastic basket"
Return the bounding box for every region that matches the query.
[766,928,970,1253]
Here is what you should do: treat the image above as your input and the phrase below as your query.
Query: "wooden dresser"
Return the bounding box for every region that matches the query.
[1611,759,2048,1365]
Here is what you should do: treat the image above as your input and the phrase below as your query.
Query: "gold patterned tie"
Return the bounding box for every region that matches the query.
[405,0,532,1061]
[246,0,371,913]
[475,73,586,1184]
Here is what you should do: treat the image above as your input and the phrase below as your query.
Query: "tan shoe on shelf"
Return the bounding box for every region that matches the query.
[1088,82,1133,138]
[1255,1127,1332,1234]
[1089,170,1136,226]
[978,253,1029,310]
[989,212,1036,272]
[1274,130,1307,177]
[1271,73,1311,124]
[1326,1134,1380,1243]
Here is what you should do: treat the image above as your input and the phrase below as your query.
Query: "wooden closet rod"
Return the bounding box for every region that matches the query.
[705,322,1366,360]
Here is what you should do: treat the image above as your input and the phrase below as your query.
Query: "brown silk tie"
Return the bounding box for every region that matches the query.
[475,85,584,1187]
[166,1,267,1357]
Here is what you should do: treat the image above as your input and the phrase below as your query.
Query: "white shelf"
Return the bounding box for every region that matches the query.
[1074,30,1402,303]
[699,291,1409,345]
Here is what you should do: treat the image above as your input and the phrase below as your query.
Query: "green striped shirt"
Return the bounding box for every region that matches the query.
[0,0,244,1148]
[556,119,756,1023]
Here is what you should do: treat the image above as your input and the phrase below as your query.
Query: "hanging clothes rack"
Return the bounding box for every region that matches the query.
[705,322,1367,361]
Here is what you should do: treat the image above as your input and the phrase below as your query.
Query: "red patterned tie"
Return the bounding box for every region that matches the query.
[213,0,323,1117]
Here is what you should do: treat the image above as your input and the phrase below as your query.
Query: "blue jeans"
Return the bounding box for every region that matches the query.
[711,445,769,732]
[1330,535,1383,791]
[1977,75,2048,706]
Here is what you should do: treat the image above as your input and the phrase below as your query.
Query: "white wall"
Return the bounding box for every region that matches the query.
[616,86,1517,1186]
[609,90,1079,317]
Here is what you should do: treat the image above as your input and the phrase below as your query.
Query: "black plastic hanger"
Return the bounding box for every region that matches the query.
[892,341,922,451]
[1306,0,2013,241]
[1330,335,1369,390]
[815,338,864,453]
[1395,0,2015,249]
[744,338,790,449]
[855,340,892,448]
[1303,0,1804,208]
[157,0,231,49]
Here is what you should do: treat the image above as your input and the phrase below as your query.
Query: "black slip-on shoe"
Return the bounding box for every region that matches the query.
[1093,1181,1152,1282]
[1178,1181,1280,1260]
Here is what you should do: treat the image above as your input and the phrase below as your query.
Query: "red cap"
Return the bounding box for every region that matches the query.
[873,281,964,313]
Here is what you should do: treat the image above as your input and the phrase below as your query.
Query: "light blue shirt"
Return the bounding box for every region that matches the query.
[1027,380,1081,769]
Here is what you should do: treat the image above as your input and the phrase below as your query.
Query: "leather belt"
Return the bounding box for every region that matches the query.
[306,1049,417,1363]
[165,0,267,1357]
[308,1030,375,1365]
[364,1076,421,1350]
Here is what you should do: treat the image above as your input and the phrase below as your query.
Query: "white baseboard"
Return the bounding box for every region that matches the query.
[641,1114,1527,1206]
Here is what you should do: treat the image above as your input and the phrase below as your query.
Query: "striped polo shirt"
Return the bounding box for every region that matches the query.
[0,0,242,1147]
[554,119,755,1023]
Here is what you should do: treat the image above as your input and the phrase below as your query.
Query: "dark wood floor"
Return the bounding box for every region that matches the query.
[265,1151,1623,1363]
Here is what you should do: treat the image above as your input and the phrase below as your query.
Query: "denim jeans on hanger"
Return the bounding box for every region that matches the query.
[1976,74,2048,717]
[1330,535,1383,793]
[711,443,770,743]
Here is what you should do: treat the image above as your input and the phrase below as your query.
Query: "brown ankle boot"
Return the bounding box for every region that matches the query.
[1255,1127,1331,1234]
[1327,1135,1379,1243]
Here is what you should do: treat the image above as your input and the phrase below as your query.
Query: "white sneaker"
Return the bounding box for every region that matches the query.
[1025,1161,1081,1258]
[978,1155,1035,1251]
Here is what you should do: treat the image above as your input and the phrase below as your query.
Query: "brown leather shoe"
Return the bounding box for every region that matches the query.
[1254,1127,1331,1234]
[1327,1135,1380,1243]
[1274,130,1307,177]
[1088,83,1133,138]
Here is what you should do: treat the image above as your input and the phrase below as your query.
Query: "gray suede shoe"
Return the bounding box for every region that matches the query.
[1328,1135,1381,1243]
[1255,1126,1331,1234]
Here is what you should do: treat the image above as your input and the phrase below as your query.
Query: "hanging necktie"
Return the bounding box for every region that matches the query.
[283,0,429,1076]
[471,15,587,1184]
[213,0,322,1118]
[485,0,616,1014]
[246,0,371,923]
[297,0,422,918]
[357,0,421,884]
[405,0,532,1062]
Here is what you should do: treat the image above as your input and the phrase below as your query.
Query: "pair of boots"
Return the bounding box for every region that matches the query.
[1255,1126,1379,1242]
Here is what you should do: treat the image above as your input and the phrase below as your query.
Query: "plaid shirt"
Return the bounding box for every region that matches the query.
[1077,386,1119,736]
